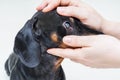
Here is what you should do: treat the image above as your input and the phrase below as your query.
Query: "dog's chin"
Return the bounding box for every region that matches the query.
[54,57,64,70]
[53,37,73,70]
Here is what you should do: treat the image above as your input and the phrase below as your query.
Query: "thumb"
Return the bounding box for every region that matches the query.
[63,35,98,47]
[57,6,87,19]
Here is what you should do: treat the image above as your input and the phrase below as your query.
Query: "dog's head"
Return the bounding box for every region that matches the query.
[13,10,102,68]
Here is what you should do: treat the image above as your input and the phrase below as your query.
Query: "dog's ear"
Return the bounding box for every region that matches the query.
[32,18,42,41]
[13,19,41,68]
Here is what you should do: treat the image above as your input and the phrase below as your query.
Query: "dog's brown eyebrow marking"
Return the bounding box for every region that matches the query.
[51,32,58,42]
[69,17,74,23]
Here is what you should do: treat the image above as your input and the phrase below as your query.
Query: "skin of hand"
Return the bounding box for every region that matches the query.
[47,35,120,68]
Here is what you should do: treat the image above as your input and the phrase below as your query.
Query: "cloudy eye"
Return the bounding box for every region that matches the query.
[63,21,71,29]
[63,21,73,33]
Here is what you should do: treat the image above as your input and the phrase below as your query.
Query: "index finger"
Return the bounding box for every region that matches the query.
[37,0,72,12]
[47,48,78,59]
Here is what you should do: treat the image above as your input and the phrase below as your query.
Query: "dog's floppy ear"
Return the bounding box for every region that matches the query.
[13,18,41,68]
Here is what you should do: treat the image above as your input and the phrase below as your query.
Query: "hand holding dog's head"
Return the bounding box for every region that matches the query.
[13,10,102,68]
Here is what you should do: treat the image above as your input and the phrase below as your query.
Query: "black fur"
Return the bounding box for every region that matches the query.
[5,10,102,80]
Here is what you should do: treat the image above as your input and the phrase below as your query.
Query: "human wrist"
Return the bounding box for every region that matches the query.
[100,19,116,35]
[100,18,109,33]
[101,19,120,39]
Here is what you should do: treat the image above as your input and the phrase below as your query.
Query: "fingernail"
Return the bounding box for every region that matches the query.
[63,36,72,43]
[36,6,44,11]
[57,7,65,13]
[47,49,52,54]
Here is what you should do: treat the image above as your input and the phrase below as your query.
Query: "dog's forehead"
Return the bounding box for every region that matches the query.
[32,10,70,26]
[33,10,61,24]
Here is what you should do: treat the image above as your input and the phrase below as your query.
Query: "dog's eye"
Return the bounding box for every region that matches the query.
[63,21,71,29]
[63,21,73,33]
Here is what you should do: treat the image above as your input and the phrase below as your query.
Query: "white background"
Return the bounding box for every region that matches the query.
[0,0,120,80]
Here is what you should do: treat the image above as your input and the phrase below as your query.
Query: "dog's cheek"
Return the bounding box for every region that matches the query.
[57,26,67,38]
[50,32,58,43]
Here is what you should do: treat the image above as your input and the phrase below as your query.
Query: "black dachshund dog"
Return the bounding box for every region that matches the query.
[5,10,102,80]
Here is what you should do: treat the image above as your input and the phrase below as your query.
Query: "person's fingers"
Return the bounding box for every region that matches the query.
[37,0,76,12]
[47,48,97,68]
[47,48,82,59]
[36,0,49,11]
[62,35,99,47]
[47,47,92,62]
[57,6,88,19]
[42,0,60,12]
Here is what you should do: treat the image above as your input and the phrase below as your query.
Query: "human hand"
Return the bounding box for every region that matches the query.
[47,35,120,68]
[37,0,105,32]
